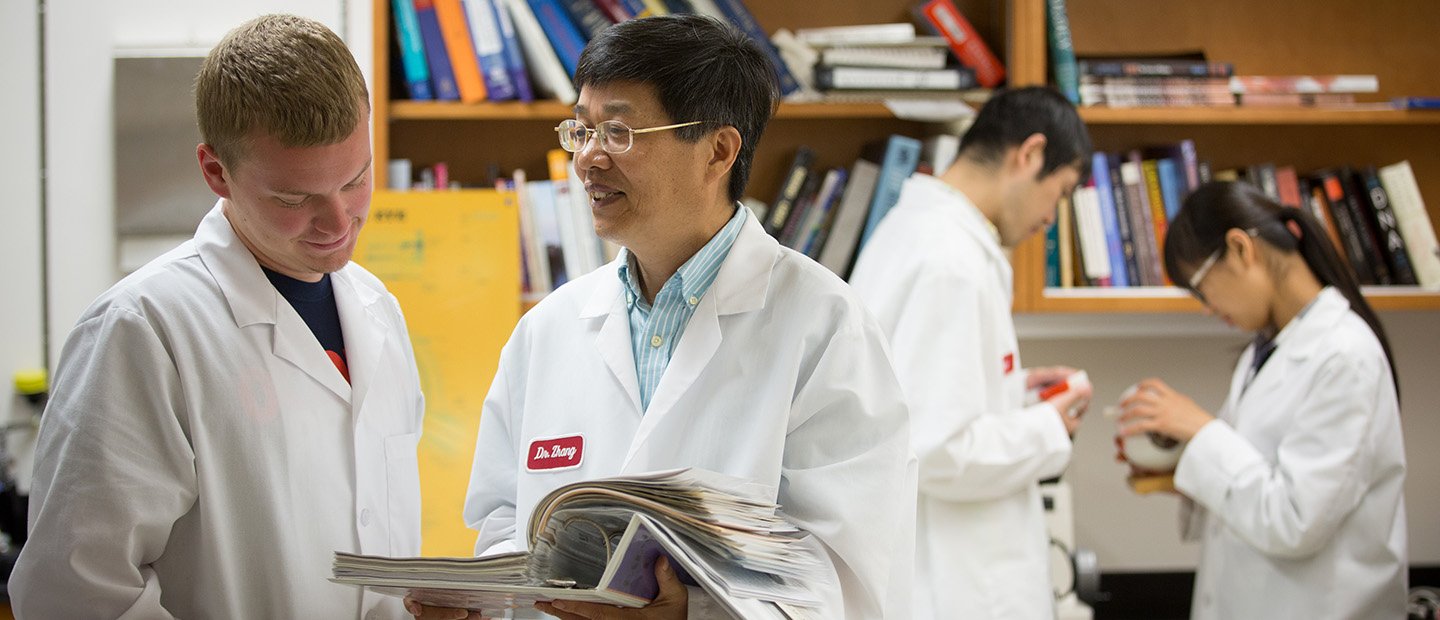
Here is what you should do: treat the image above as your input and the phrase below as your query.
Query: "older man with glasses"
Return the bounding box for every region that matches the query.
[408,13,916,620]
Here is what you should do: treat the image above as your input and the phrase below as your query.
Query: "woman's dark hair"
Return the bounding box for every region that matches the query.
[574,14,778,203]
[1164,181,1399,399]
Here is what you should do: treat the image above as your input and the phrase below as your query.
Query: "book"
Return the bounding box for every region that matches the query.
[764,147,814,237]
[1339,166,1393,284]
[1091,151,1128,287]
[392,0,435,100]
[711,0,803,97]
[527,179,569,287]
[1071,182,1112,285]
[492,0,536,102]
[857,134,923,249]
[1154,158,1183,221]
[1076,58,1233,78]
[1392,96,1440,110]
[913,0,1005,88]
[1228,75,1379,94]
[777,171,824,248]
[547,149,586,281]
[331,469,824,617]
[415,0,462,100]
[1316,170,1378,284]
[464,0,519,101]
[1044,217,1061,287]
[1045,0,1079,104]
[1306,181,1349,267]
[1056,194,1074,287]
[1356,166,1418,285]
[920,133,960,177]
[815,65,977,91]
[818,159,880,277]
[527,0,589,77]
[501,0,578,103]
[1378,160,1440,288]
[801,168,850,259]
[558,0,612,39]
[818,45,949,70]
[1122,155,1162,285]
[513,169,552,295]
[434,0,490,102]
[1274,165,1303,209]
[794,23,916,46]
[591,0,632,22]
[1108,155,1141,287]
[1141,159,1170,283]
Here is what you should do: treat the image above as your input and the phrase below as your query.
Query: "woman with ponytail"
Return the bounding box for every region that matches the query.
[1118,181,1407,619]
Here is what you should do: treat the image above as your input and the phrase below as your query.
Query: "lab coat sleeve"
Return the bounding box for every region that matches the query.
[9,306,196,619]
[464,337,523,556]
[1173,352,1381,560]
[891,266,1072,503]
[782,314,916,619]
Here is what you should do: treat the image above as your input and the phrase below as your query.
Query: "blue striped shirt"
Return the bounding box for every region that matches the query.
[618,205,747,412]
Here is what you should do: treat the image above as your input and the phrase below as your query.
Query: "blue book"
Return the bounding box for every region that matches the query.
[1155,158,1183,221]
[1091,151,1129,287]
[710,0,801,97]
[1393,96,1440,110]
[558,0,612,39]
[526,0,588,77]
[858,135,922,249]
[493,0,535,101]
[616,0,650,17]
[414,0,461,100]
[465,0,518,100]
[392,0,434,99]
[1044,219,1061,287]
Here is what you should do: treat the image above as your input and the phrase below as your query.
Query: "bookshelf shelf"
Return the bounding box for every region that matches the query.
[1079,106,1440,126]
[1028,287,1440,313]
[387,100,983,121]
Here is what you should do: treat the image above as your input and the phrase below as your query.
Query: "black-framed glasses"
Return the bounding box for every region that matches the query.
[554,118,708,154]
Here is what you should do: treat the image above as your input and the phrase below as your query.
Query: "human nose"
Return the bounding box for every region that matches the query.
[573,129,611,172]
[312,195,350,233]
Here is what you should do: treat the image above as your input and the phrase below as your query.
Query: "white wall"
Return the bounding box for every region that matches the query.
[1019,310,1440,571]
[1,0,46,493]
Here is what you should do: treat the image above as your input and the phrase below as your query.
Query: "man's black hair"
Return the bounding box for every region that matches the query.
[958,86,1092,181]
[574,14,778,202]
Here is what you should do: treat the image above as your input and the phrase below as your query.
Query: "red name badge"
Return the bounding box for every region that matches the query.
[1002,352,1016,375]
[526,434,584,472]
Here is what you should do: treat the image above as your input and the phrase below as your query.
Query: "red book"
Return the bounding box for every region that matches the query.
[590,0,631,22]
[912,0,1005,87]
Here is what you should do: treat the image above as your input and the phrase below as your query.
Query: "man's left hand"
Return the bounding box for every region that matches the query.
[534,556,688,620]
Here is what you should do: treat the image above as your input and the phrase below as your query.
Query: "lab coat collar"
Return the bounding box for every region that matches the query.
[1229,286,1348,409]
[906,175,1013,299]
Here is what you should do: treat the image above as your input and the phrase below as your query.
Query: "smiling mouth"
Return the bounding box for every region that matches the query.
[306,234,349,251]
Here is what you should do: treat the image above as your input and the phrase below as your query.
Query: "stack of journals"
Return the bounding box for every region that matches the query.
[1076,55,1235,107]
[1230,74,1379,107]
[332,469,825,619]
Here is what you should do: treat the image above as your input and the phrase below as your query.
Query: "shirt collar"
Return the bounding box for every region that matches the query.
[617,203,746,310]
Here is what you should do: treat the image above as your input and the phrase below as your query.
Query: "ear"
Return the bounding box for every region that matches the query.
[1225,227,1258,267]
[197,143,233,199]
[1012,133,1048,178]
[704,125,742,186]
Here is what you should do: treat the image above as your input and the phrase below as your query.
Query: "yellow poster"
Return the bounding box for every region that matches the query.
[356,190,520,556]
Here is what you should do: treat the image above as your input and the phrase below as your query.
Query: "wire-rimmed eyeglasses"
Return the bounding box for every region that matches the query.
[1187,227,1259,303]
[554,119,708,154]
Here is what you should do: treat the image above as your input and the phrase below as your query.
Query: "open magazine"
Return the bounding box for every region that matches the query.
[331,469,827,619]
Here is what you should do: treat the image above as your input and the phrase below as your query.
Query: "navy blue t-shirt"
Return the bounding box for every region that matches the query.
[263,267,349,382]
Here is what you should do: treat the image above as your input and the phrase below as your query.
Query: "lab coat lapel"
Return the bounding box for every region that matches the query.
[622,212,774,469]
[580,265,644,417]
[333,268,387,418]
[196,200,351,402]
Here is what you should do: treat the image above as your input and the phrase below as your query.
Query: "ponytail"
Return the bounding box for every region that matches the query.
[1165,181,1400,402]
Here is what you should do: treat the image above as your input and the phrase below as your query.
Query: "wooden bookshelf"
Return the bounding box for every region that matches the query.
[1009,0,1440,313]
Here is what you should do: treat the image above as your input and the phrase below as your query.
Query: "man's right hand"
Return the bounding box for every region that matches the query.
[1046,379,1092,437]
[403,597,490,620]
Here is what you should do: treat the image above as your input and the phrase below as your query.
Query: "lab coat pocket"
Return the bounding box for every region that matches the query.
[383,431,423,554]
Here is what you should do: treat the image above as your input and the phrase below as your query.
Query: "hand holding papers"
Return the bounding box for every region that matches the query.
[332,469,826,618]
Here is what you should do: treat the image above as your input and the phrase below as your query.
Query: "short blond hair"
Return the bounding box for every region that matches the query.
[196,14,369,165]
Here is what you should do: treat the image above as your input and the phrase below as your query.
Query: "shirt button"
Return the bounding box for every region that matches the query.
[650,335,663,347]
[359,508,372,527]
[687,295,699,306]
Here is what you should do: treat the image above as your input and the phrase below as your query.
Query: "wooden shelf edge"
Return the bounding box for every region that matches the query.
[1079,106,1440,126]
[1022,286,1440,313]
[388,98,989,121]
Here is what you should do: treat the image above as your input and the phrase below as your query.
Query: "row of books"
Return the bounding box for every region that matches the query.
[1046,142,1440,290]
[754,133,964,279]
[389,0,807,105]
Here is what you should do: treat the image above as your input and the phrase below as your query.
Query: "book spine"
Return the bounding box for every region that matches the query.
[1306,183,1348,265]
[415,0,462,100]
[1057,194,1074,287]
[815,66,976,91]
[503,0,577,102]
[1319,173,1378,284]
[779,172,824,248]
[466,0,519,100]
[1155,158,1183,221]
[765,147,814,236]
[913,0,1005,88]
[492,0,536,101]
[434,0,490,102]
[558,0,613,39]
[1108,157,1141,287]
[591,0,632,22]
[805,168,849,259]
[1073,184,1112,285]
[1379,161,1440,288]
[1141,159,1170,283]
[711,0,803,96]
[638,0,669,16]
[1359,167,1417,285]
[819,159,880,278]
[527,0,589,76]
[1077,59,1233,78]
[1044,0,1079,104]
[1044,218,1061,287]
[1091,152,1128,287]
[1341,168,1393,284]
[393,0,435,100]
[859,135,922,248]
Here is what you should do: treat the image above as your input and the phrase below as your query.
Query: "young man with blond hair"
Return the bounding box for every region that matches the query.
[9,14,425,619]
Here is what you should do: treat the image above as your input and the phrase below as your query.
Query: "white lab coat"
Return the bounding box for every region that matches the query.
[1175,286,1407,619]
[464,211,916,619]
[849,175,1072,619]
[9,203,425,619]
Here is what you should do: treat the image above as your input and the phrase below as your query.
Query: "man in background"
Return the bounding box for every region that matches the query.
[850,86,1094,619]
[10,14,425,619]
